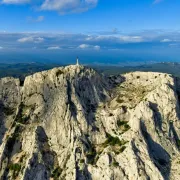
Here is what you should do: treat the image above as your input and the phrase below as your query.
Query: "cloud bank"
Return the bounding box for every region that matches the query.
[41,0,98,14]
[0,30,179,52]
[47,46,61,50]
[0,30,180,64]
[17,36,44,43]
[78,44,100,50]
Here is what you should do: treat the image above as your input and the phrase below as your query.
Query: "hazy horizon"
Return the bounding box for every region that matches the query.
[0,0,180,64]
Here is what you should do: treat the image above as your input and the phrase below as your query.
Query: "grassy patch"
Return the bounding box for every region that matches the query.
[85,134,128,165]
[114,83,154,108]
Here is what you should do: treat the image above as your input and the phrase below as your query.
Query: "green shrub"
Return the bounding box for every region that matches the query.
[116,99,124,103]
[119,146,126,153]
[51,167,62,179]
[8,163,21,171]
[117,120,127,127]
[177,140,180,148]
[56,70,63,77]
[6,125,21,153]
[15,103,30,124]
[86,147,97,165]
[80,159,85,163]
[124,124,130,131]
[112,161,119,167]
[8,163,21,179]
[103,133,127,147]
[3,106,14,115]
[117,120,130,132]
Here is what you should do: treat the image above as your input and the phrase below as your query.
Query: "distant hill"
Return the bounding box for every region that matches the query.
[92,62,180,77]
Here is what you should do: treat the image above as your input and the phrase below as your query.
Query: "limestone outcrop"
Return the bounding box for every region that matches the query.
[0,65,180,180]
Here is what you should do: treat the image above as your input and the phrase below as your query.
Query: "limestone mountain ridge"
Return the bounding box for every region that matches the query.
[0,64,180,180]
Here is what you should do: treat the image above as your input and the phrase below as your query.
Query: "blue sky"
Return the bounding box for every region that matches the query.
[0,0,180,65]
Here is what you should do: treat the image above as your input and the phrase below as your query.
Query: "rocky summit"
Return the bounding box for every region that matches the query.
[0,65,180,180]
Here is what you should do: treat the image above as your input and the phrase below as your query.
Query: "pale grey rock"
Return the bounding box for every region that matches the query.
[0,66,180,180]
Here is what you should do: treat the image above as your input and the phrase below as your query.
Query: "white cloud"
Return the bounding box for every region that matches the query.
[78,44,100,50]
[17,37,44,43]
[161,39,172,42]
[108,48,125,51]
[86,35,144,43]
[0,46,3,49]
[1,30,180,52]
[86,37,93,41]
[1,0,98,14]
[119,36,144,43]
[169,43,178,47]
[78,44,90,49]
[2,0,30,4]
[94,45,100,50]
[17,37,33,43]
[47,46,61,50]
[37,16,44,22]
[41,0,98,14]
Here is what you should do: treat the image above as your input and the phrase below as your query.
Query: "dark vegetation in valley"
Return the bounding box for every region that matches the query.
[92,62,180,77]
[0,62,63,80]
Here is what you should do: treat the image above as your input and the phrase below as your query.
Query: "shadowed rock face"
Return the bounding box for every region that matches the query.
[0,65,180,180]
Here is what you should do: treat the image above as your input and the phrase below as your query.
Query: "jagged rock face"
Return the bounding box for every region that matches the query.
[0,66,180,180]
